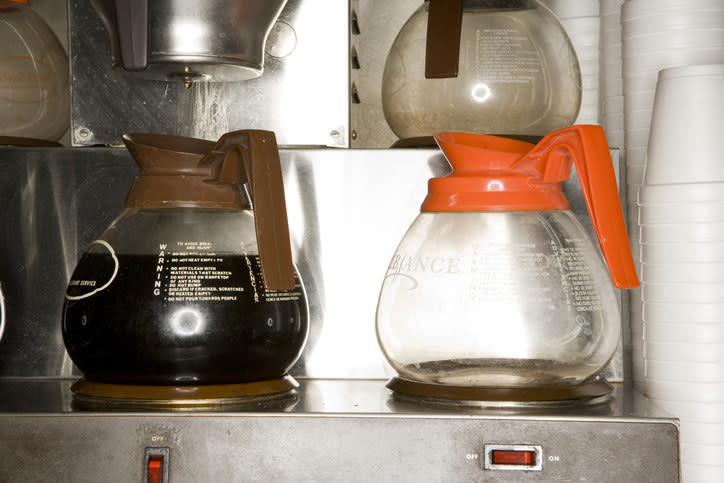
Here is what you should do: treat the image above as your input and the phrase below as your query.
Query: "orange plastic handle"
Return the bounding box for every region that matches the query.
[525,126,639,289]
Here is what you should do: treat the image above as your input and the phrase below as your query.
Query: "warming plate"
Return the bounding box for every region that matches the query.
[0,379,679,481]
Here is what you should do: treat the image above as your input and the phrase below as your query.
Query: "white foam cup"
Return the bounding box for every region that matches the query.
[625,146,648,164]
[623,29,724,53]
[626,165,646,187]
[623,109,653,133]
[560,17,600,31]
[679,421,724,445]
[622,47,724,73]
[645,340,724,363]
[640,241,724,264]
[643,302,724,325]
[645,66,724,184]
[642,282,724,304]
[639,182,724,204]
[645,359,724,382]
[648,397,724,421]
[623,0,724,18]
[604,95,624,112]
[544,0,599,18]
[680,443,724,466]
[638,202,724,224]
[640,261,724,284]
[639,222,724,243]
[626,128,650,146]
[681,464,724,483]
[601,30,622,47]
[645,379,724,403]
[644,320,724,343]
[623,12,724,37]
[600,0,624,16]
[602,77,623,97]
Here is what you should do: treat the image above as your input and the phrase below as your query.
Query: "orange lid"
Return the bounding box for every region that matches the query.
[423,125,639,289]
[423,132,569,211]
[9,0,30,4]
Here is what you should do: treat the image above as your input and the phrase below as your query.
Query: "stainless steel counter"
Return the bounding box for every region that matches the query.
[0,378,679,481]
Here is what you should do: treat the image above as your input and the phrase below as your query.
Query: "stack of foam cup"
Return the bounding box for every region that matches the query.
[542,0,600,124]
[639,64,724,483]
[599,0,624,149]
[622,0,724,390]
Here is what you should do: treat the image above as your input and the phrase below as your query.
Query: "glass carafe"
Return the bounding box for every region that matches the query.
[376,126,638,389]
[62,130,309,385]
[382,0,581,141]
[0,0,69,141]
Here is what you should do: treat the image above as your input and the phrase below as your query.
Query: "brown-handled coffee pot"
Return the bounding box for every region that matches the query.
[62,130,308,387]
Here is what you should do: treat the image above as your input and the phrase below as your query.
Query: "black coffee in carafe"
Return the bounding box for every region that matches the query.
[61,130,309,385]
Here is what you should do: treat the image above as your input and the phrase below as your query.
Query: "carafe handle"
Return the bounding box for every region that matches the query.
[425,0,463,78]
[201,130,295,291]
[524,125,639,289]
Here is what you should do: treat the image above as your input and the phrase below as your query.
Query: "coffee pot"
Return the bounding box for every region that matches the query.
[382,0,581,143]
[62,130,308,386]
[0,0,69,141]
[376,126,638,398]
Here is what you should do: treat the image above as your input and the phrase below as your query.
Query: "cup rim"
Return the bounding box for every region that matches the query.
[640,229,724,236]
[647,396,724,419]
[638,199,724,207]
[643,280,724,287]
[622,46,724,59]
[644,356,724,364]
[644,360,724,382]
[659,63,724,80]
[644,300,724,309]
[636,182,724,205]
[623,7,724,22]
[645,378,724,391]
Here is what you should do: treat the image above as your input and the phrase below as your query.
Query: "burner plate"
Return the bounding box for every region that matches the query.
[387,377,613,408]
[71,375,298,410]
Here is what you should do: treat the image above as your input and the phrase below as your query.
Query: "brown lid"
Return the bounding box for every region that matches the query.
[123,130,295,290]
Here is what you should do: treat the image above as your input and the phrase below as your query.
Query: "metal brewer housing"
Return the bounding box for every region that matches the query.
[90,0,287,86]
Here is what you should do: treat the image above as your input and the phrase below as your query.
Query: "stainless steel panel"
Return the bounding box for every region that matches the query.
[0,380,680,481]
[350,0,420,148]
[0,147,624,381]
[91,0,287,81]
[69,0,349,147]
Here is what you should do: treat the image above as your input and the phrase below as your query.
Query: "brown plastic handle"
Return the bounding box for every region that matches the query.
[201,130,295,291]
[114,0,149,71]
[519,125,639,289]
[425,0,463,78]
